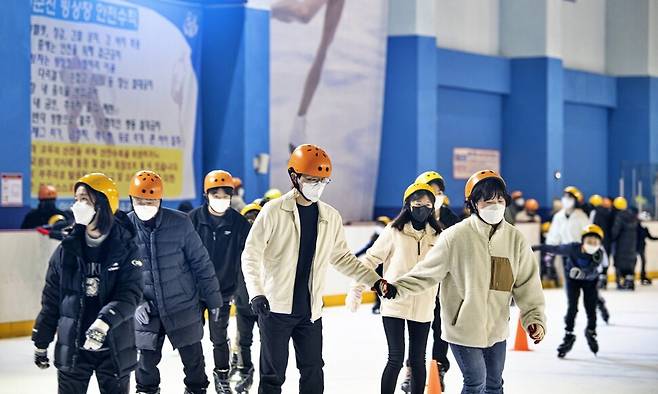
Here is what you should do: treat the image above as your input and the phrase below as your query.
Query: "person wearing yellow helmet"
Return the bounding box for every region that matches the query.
[532,224,608,357]
[415,171,460,228]
[545,186,590,249]
[610,196,639,290]
[346,182,441,394]
[386,170,546,394]
[588,194,614,260]
[353,215,392,315]
[32,173,143,393]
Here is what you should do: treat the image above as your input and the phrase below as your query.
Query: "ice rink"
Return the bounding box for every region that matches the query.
[1,285,657,394]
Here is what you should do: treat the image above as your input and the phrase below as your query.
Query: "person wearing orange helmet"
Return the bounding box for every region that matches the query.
[32,173,142,393]
[189,170,252,392]
[241,144,386,393]
[127,170,223,394]
[230,176,247,212]
[21,184,69,229]
[515,198,541,223]
[504,190,525,224]
[387,170,546,394]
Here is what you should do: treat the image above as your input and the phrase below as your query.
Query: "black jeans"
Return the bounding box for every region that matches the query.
[565,277,598,332]
[57,349,129,394]
[431,296,450,371]
[234,271,258,369]
[381,317,431,394]
[258,313,324,394]
[203,302,232,371]
[136,324,209,393]
[640,251,649,278]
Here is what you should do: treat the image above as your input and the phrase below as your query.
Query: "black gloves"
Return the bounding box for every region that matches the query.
[374,279,397,299]
[34,348,49,369]
[251,295,271,317]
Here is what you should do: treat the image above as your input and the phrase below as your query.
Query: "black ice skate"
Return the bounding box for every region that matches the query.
[213,369,233,394]
[585,329,599,355]
[557,332,576,358]
[229,352,240,379]
[235,366,254,393]
[400,368,411,393]
[597,297,610,324]
[641,276,652,285]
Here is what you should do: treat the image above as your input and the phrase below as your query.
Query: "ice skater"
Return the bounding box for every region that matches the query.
[346,182,441,394]
[32,173,142,394]
[533,224,608,357]
[241,144,387,393]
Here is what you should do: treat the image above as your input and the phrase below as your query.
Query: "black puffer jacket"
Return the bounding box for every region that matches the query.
[188,205,250,298]
[611,209,639,269]
[129,208,222,349]
[32,212,142,376]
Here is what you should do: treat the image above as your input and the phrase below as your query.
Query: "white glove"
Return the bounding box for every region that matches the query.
[345,284,365,313]
[569,267,585,280]
[83,319,109,351]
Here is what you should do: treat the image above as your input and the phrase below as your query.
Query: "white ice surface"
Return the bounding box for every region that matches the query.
[1,286,657,393]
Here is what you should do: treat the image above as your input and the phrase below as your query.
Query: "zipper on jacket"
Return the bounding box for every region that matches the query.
[451,299,464,326]
[417,241,421,256]
[213,231,216,241]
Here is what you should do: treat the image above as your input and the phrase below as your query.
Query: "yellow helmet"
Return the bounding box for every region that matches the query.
[241,203,262,216]
[541,221,551,234]
[415,171,444,185]
[264,188,282,200]
[613,196,628,210]
[75,173,120,213]
[376,216,391,225]
[582,224,604,240]
[403,183,435,203]
[564,186,584,203]
[48,214,66,226]
[443,196,450,206]
[589,194,603,207]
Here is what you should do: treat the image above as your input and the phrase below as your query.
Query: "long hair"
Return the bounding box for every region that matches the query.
[391,190,441,235]
[81,185,114,235]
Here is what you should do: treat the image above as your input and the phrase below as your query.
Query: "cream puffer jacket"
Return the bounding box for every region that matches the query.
[241,189,382,322]
[393,215,546,348]
[353,223,439,322]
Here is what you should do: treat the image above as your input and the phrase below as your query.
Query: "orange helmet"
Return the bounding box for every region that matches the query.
[288,144,332,178]
[38,184,57,200]
[525,198,539,211]
[204,170,234,193]
[232,177,243,189]
[129,170,163,199]
[464,170,506,201]
[511,190,523,200]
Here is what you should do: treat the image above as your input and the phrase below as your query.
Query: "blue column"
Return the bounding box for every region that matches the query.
[374,35,437,217]
[201,4,269,204]
[0,1,31,228]
[502,57,564,207]
[608,77,658,198]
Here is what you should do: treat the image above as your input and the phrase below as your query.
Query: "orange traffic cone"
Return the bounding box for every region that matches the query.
[513,317,530,351]
[427,360,442,394]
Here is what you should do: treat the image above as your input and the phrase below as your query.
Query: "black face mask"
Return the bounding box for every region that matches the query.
[410,206,432,225]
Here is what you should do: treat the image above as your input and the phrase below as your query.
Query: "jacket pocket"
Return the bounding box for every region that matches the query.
[490,256,514,292]
[451,299,464,326]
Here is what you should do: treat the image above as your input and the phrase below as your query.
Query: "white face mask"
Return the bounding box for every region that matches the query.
[238,188,245,198]
[300,181,326,203]
[561,196,575,210]
[515,198,525,207]
[134,205,158,221]
[478,203,506,225]
[435,195,445,208]
[71,201,96,226]
[583,244,600,255]
[209,197,231,214]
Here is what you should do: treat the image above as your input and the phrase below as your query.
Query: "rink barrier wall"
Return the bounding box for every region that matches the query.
[3,222,658,339]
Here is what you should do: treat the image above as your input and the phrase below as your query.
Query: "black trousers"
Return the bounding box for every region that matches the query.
[258,313,324,394]
[136,324,209,393]
[381,317,431,394]
[203,302,232,371]
[431,295,450,371]
[234,271,258,369]
[640,251,649,278]
[564,277,598,332]
[58,349,129,394]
